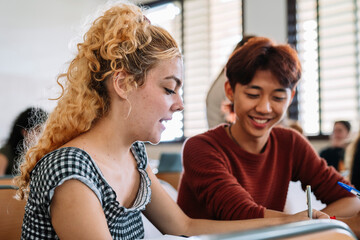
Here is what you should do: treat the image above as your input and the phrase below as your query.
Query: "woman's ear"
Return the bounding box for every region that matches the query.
[112,71,128,99]
[225,81,234,102]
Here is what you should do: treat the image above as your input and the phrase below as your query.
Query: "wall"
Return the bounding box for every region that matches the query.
[244,0,287,43]
[0,0,107,143]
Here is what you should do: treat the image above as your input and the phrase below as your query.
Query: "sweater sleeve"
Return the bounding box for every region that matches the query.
[290,132,354,204]
[180,136,265,220]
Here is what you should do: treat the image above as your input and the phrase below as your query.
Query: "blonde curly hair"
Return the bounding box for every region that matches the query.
[15,2,181,200]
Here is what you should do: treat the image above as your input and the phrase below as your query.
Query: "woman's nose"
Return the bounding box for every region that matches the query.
[176,103,184,112]
[172,95,184,112]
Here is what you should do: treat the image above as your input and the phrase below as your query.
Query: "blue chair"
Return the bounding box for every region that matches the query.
[156,152,182,189]
[157,152,182,173]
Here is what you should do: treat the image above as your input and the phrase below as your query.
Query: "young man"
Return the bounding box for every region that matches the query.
[177,37,360,237]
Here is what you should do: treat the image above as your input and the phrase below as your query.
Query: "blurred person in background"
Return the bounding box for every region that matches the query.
[320,120,351,172]
[0,107,47,176]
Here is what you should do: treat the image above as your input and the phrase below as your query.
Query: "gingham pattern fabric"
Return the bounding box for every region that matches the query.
[21,141,151,240]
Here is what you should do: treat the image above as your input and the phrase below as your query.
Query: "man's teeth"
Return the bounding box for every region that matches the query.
[253,118,267,124]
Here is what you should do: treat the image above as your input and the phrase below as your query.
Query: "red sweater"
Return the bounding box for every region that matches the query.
[177,125,354,220]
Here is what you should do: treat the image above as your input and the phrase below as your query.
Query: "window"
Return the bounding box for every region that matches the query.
[183,0,242,137]
[143,0,243,141]
[296,0,360,135]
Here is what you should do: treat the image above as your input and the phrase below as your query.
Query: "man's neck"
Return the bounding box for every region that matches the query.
[228,125,269,154]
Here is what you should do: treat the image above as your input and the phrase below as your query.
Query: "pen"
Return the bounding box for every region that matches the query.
[306,185,312,219]
[337,181,360,199]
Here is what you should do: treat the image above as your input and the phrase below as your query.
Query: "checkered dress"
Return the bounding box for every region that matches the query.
[21,141,151,240]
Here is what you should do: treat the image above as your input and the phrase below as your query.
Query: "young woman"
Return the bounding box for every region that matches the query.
[320,120,351,171]
[178,37,360,237]
[16,4,327,240]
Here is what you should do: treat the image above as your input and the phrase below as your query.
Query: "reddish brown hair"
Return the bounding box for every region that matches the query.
[225,37,301,90]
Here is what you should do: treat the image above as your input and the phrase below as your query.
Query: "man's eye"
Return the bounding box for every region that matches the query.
[246,94,258,99]
[273,96,286,101]
[165,88,176,95]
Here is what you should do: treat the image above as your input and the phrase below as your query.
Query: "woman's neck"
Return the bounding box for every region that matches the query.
[63,115,133,162]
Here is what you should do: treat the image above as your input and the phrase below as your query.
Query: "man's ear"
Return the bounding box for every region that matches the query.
[225,81,234,102]
[113,71,128,99]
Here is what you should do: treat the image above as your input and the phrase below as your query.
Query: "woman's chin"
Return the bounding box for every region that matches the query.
[147,140,161,145]
[146,135,161,145]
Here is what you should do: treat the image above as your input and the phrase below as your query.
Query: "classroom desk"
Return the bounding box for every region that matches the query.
[147,219,356,240]
[0,175,15,185]
[192,219,357,240]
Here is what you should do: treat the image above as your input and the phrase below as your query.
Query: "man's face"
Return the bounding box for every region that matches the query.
[226,70,294,142]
